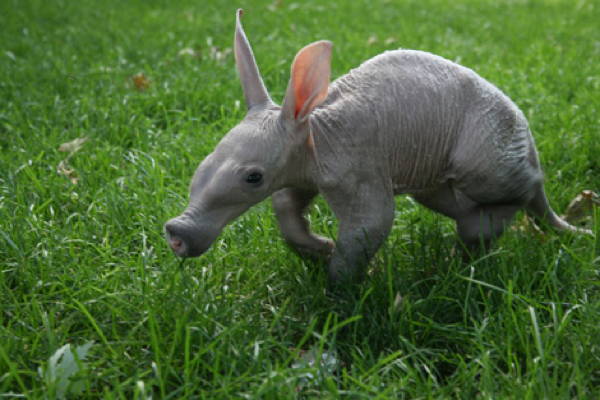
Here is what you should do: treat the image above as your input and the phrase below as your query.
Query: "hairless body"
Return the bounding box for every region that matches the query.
[164,10,592,283]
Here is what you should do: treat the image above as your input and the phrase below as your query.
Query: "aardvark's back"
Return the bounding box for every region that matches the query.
[311,49,540,204]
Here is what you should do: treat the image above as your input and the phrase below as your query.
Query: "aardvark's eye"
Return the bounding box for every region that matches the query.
[245,172,263,185]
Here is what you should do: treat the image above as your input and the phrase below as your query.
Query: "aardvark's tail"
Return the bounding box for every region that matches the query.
[526,184,594,236]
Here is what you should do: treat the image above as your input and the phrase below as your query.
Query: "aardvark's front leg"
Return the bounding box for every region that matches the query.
[323,183,395,284]
[272,188,334,259]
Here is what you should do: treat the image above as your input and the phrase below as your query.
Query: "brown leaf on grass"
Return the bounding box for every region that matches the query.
[131,73,151,91]
[178,47,200,58]
[57,160,79,184]
[57,136,88,184]
[562,190,600,225]
[205,37,232,63]
[511,214,547,241]
[392,292,403,311]
[59,137,88,153]
[367,35,378,46]
[384,37,398,46]
[210,46,231,63]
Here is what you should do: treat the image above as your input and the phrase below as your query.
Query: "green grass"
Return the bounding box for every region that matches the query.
[1,0,599,397]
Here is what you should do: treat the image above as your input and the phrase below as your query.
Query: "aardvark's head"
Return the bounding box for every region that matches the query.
[164,9,331,257]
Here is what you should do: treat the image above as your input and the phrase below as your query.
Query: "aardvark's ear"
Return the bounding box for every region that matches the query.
[281,41,332,123]
[234,9,272,110]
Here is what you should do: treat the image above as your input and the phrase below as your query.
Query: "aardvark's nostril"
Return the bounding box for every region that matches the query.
[164,220,186,254]
[170,237,183,251]
[164,216,210,258]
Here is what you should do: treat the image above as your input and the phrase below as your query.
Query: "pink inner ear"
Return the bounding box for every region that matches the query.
[293,60,311,118]
[289,41,331,120]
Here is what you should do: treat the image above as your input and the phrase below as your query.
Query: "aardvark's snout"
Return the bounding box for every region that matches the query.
[164,216,214,258]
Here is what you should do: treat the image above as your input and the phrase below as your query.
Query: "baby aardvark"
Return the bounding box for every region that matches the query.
[164,10,591,283]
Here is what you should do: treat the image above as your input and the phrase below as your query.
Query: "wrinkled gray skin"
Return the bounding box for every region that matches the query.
[164,10,592,283]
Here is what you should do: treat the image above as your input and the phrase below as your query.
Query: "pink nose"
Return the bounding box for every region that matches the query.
[169,237,183,251]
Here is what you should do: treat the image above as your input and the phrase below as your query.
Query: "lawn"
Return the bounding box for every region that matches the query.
[1,0,599,398]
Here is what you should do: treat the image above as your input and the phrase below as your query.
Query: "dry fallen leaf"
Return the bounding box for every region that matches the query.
[367,35,378,46]
[57,136,88,184]
[204,37,232,63]
[512,214,547,240]
[211,47,232,63]
[178,47,199,57]
[393,292,403,310]
[291,345,340,391]
[57,160,79,184]
[131,73,151,91]
[59,137,88,153]
[563,190,600,225]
